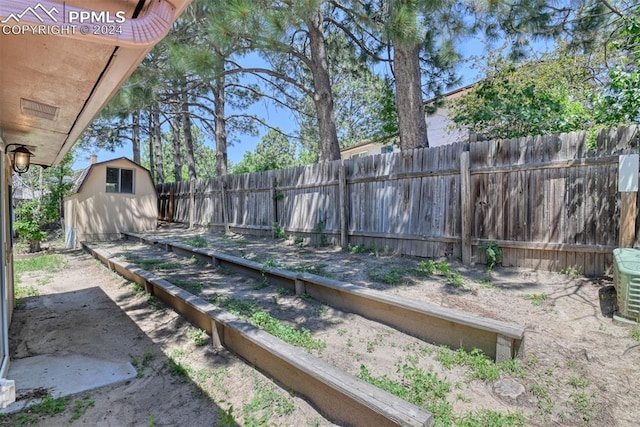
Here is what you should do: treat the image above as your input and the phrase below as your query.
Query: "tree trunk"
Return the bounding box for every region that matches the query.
[393,41,429,150]
[214,72,228,177]
[148,110,155,182]
[181,87,197,181]
[132,110,141,164]
[172,99,183,182]
[307,10,341,161]
[151,104,164,184]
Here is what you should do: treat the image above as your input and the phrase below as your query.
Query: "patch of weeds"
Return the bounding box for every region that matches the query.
[337,327,348,336]
[263,257,282,268]
[126,282,146,297]
[479,242,502,271]
[173,280,204,295]
[479,276,495,288]
[346,338,353,347]
[184,236,209,248]
[14,254,66,275]
[147,296,162,311]
[348,243,367,254]
[530,383,554,416]
[148,414,156,427]
[446,271,466,288]
[499,358,527,378]
[316,305,329,317]
[153,261,183,270]
[366,341,377,353]
[36,276,53,286]
[167,351,194,380]
[569,391,595,422]
[186,326,207,346]
[272,223,286,239]
[314,220,328,246]
[524,293,549,306]
[568,375,589,389]
[217,404,236,426]
[136,259,164,269]
[291,263,328,276]
[9,393,71,424]
[436,347,524,381]
[631,327,640,342]
[559,265,583,278]
[299,292,313,301]
[71,394,95,420]
[131,351,153,377]
[252,273,269,290]
[278,287,294,297]
[368,268,405,286]
[358,364,453,424]
[215,296,325,352]
[250,310,326,353]
[415,260,436,277]
[456,409,526,427]
[293,236,305,247]
[435,261,451,275]
[15,284,39,302]
[242,377,294,425]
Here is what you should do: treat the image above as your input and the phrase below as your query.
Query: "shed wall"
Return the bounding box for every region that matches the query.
[65,159,157,246]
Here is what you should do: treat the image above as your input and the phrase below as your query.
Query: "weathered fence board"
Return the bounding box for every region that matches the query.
[156,126,640,274]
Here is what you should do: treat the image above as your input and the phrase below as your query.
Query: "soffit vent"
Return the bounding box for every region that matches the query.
[20,98,59,121]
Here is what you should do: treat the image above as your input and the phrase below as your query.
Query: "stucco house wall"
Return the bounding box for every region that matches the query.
[64,158,157,248]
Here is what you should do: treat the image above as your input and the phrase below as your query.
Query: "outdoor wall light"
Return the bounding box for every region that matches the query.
[4,144,33,175]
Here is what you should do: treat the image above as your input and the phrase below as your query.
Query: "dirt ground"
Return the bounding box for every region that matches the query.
[3,225,640,426]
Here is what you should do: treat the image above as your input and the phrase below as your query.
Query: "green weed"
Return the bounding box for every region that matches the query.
[479,242,502,271]
[14,254,66,275]
[71,394,95,420]
[242,377,294,425]
[358,364,453,424]
[436,347,525,381]
[186,326,207,346]
[524,293,549,306]
[184,236,209,248]
[369,268,405,286]
[348,243,367,254]
[272,223,286,239]
[415,260,436,277]
[560,265,583,278]
[314,220,328,246]
[631,328,640,342]
[173,280,204,295]
[214,296,326,352]
[456,409,525,427]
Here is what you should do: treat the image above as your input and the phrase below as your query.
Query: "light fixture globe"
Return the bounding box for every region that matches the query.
[4,144,33,175]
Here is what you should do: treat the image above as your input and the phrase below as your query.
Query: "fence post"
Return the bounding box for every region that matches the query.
[189,179,195,229]
[618,154,639,247]
[270,173,278,239]
[221,176,230,234]
[339,161,348,249]
[460,151,472,264]
[168,185,174,222]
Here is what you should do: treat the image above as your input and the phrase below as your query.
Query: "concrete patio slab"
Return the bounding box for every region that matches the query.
[0,354,136,414]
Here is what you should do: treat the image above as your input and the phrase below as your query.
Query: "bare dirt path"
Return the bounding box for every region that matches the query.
[3,226,640,426]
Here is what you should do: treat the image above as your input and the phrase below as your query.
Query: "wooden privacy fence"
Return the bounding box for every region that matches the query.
[157,126,640,276]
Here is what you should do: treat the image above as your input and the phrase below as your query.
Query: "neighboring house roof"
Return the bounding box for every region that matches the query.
[11,174,44,201]
[340,83,478,157]
[70,157,155,195]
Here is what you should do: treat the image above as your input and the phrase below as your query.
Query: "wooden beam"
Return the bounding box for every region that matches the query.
[339,161,348,248]
[460,151,472,264]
